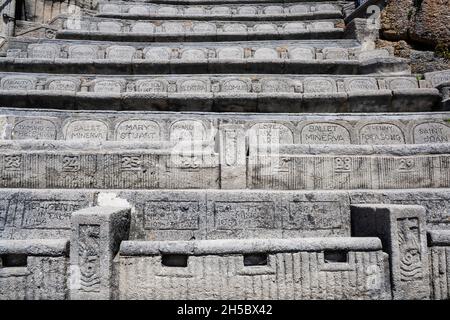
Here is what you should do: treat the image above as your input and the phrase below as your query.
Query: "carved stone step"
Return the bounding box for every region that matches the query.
[0,188,449,241]
[96,1,343,21]
[2,109,449,145]
[114,0,351,4]
[57,17,344,42]
[0,141,449,190]
[0,73,438,111]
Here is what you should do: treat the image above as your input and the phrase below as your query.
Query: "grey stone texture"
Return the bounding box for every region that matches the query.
[351,204,430,299]
[0,0,450,300]
[70,206,130,299]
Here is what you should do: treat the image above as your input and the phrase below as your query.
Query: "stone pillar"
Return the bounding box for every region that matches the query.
[0,0,16,37]
[219,124,247,189]
[70,206,130,300]
[351,204,430,299]
[428,230,450,300]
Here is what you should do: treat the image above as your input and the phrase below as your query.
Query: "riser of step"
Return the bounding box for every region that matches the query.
[0,188,448,241]
[2,109,449,145]
[96,2,343,21]
[0,141,449,190]
[113,0,352,4]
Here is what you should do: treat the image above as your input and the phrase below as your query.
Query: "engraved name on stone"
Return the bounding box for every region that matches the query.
[211,6,231,15]
[217,47,244,60]
[289,5,308,13]
[158,6,178,15]
[284,22,307,32]
[414,123,450,144]
[132,22,155,33]
[93,80,123,93]
[323,48,349,60]
[284,201,342,230]
[68,45,98,59]
[144,201,199,230]
[128,6,150,15]
[316,4,338,12]
[387,78,418,90]
[309,21,335,30]
[181,49,206,60]
[428,71,450,87]
[48,79,79,92]
[254,24,278,32]
[249,123,294,146]
[65,120,108,140]
[261,78,291,92]
[170,120,206,142]
[98,21,122,33]
[221,79,249,92]
[12,119,57,140]
[162,22,184,33]
[304,78,336,93]
[360,124,405,144]
[106,46,136,60]
[135,79,167,93]
[264,6,284,14]
[22,200,85,229]
[301,123,351,144]
[116,120,160,141]
[192,22,216,33]
[178,79,208,92]
[185,7,205,15]
[144,47,171,60]
[289,47,314,60]
[253,48,279,59]
[1,77,36,90]
[222,23,247,33]
[346,78,378,92]
[28,44,59,59]
[214,201,276,229]
[238,6,257,15]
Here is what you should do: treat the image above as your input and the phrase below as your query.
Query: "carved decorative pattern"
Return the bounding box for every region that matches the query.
[79,224,101,292]
[397,218,423,282]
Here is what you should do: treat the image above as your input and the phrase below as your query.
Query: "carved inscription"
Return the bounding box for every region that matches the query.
[178,80,208,92]
[414,123,450,144]
[98,21,122,33]
[144,201,199,230]
[214,201,275,229]
[106,46,136,60]
[12,119,57,140]
[304,78,336,93]
[289,47,314,60]
[301,123,351,144]
[121,155,143,171]
[387,78,418,90]
[93,80,123,93]
[261,79,291,93]
[116,120,160,141]
[22,200,84,229]
[144,47,171,61]
[397,218,424,281]
[62,156,81,172]
[217,47,244,60]
[65,120,108,141]
[284,201,342,230]
[221,79,249,92]
[79,224,101,292]
[68,45,98,60]
[1,77,35,90]
[248,123,293,149]
[3,155,22,171]
[28,44,59,59]
[135,79,167,93]
[48,79,79,92]
[224,130,238,166]
[360,124,405,145]
[132,22,155,33]
[346,78,378,92]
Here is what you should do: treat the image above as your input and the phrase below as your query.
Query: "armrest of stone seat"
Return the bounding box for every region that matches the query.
[119,237,383,256]
[0,239,69,256]
[70,206,130,300]
[428,230,450,246]
[351,204,430,300]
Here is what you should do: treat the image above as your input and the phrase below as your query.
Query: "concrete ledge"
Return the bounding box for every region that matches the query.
[120,237,382,256]
[428,230,450,246]
[0,239,69,256]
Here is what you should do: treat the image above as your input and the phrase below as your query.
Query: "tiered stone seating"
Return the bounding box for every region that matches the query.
[0,0,450,300]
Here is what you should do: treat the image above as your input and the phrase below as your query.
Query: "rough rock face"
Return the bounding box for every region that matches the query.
[381,0,450,47]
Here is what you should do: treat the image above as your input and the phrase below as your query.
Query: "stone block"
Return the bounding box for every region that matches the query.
[351,204,430,299]
[428,230,450,300]
[70,206,130,300]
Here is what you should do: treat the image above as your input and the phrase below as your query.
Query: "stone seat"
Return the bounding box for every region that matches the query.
[95,1,343,21]
[1,108,450,145]
[56,17,344,42]
[0,73,438,111]
[0,239,69,300]
[1,140,450,190]
[118,237,390,300]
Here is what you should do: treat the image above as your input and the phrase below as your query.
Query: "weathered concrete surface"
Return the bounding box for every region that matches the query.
[118,237,391,300]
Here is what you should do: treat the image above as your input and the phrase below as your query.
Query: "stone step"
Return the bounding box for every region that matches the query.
[1,41,410,75]
[2,109,449,145]
[96,1,343,21]
[57,17,344,42]
[0,188,448,240]
[0,73,438,112]
[109,0,351,4]
[0,140,449,190]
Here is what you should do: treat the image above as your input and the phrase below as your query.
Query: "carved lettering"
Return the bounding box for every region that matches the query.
[116,120,160,141]
[12,119,57,140]
[301,123,351,144]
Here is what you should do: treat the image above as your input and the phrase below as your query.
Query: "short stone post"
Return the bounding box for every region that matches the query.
[351,204,430,300]
[70,206,130,300]
[219,124,247,189]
